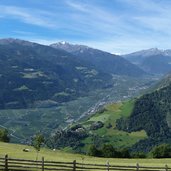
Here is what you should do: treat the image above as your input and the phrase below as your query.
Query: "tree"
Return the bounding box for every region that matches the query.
[46,130,62,149]
[131,152,146,158]
[118,148,130,158]
[33,134,44,161]
[151,144,171,158]
[91,134,102,148]
[0,129,10,142]
[88,145,101,157]
[101,144,117,158]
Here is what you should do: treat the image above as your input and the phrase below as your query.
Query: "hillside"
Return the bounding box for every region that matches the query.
[51,74,171,153]
[48,101,147,153]
[123,48,171,75]
[152,73,171,90]
[0,38,114,109]
[51,42,146,77]
[116,83,171,152]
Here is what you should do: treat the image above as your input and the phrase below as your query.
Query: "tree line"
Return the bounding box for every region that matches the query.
[1,128,171,158]
[88,143,171,158]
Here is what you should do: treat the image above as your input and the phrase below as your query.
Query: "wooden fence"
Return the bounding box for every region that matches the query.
[0,155,171,171]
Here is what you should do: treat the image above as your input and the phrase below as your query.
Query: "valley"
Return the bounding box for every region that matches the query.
[45,72,171,154]
[0,38,170,156]
[0,38,158,145]
[0,74,156,143]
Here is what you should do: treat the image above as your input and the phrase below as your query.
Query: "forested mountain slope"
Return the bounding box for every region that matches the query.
[117,82,171,151]
[51,42,146,77]
[0,38,113,109]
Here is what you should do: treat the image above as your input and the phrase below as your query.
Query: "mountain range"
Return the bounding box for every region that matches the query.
[0,38,148,110]
[51,41,146,77]
[0,38,112,109]
[1,38,171,148]
[123,48,171,75]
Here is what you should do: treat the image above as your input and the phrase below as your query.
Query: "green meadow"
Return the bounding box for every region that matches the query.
[78,100,147,152]
[0,142,171,167]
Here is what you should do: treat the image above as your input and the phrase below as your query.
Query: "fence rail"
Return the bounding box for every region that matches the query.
[0,155,170,171]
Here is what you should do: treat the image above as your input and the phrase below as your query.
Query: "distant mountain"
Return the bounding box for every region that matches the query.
[123,48,171,75]
[51,42,146,77]
[0,38,113,109]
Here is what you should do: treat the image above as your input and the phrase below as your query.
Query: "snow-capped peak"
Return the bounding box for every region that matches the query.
[60,41,67,45]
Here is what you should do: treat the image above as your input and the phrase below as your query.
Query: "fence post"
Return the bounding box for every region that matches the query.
[42,157,44,171]
[5,154,8,171]
[73,160,76,171]
[106,160,110,171]
[136,163,139,171]
[165,164,168,171]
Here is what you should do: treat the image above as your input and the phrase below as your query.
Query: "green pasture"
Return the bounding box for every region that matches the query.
[0,142,171,167]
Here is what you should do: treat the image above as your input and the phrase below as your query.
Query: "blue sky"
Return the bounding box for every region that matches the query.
[0,0,171,54]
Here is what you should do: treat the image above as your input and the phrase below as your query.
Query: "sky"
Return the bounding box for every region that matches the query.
[0,0,171,54]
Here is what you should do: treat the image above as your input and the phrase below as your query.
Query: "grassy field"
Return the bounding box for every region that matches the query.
[0,142,171,168]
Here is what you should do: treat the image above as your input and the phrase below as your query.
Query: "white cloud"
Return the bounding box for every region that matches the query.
[65,0,121,34]
[1,0,171,54]
[0,5,56,28]
[13,30,36,36]
[66,1,88,12]
[122,0,171,35]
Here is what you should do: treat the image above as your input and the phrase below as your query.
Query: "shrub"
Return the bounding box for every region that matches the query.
[101,144,118,158]
[0,129,10,142]
[90,121,104,130]
[131,152,146,158]
[106,123,112,129]
[118,148,130,158]
[88,145,101,157]
[151,144,171,158]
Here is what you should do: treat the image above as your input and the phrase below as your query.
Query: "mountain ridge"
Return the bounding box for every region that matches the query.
[0,38,114,109]
[50,41,146,77]
[123,48,171,75]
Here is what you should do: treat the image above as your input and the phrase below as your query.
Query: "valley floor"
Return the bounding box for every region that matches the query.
[0,142,171,167]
